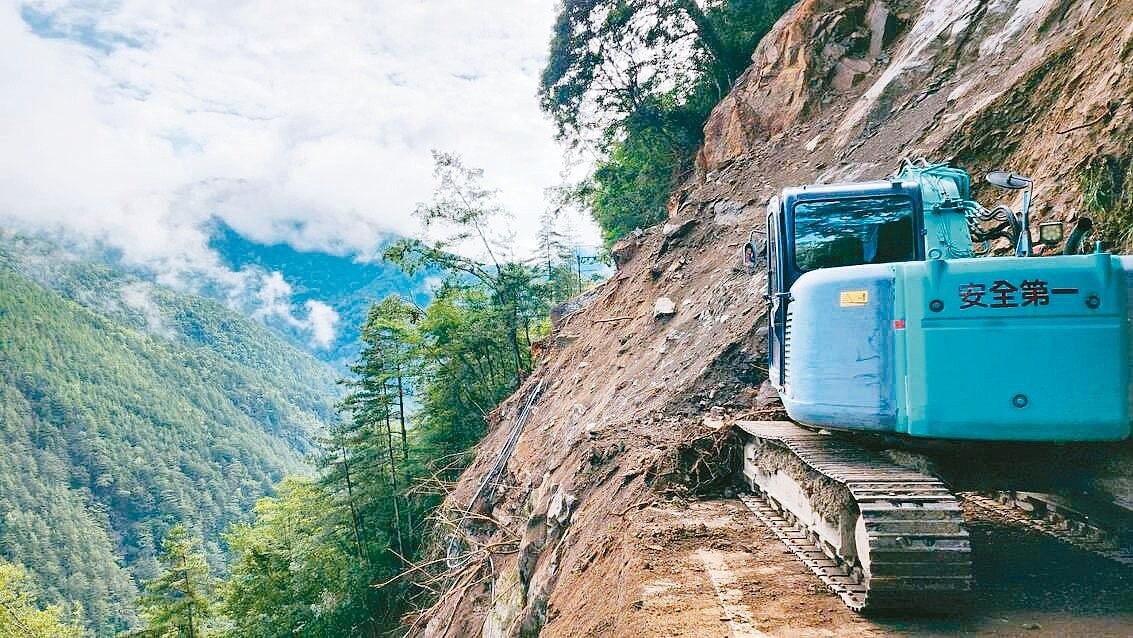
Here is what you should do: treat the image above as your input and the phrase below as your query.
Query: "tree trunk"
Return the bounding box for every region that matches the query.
[395,363,409,463]
[381,385,405,559]
[394,363,414,541]
[184,562,196,638]
[340,444,367,564]
[508,303,523,385]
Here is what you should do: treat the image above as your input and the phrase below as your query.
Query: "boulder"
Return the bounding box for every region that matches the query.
[700,0,875,170]
[610,236,639,268]
[832,57,873,91]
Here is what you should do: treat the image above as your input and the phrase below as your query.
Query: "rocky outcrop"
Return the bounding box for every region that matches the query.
[699,0,903,172]
[479,475,575,638]
[697,0,1133,215]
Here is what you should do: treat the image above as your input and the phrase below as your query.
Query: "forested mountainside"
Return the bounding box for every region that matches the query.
[208,221,434,367]
[0,238,339,635]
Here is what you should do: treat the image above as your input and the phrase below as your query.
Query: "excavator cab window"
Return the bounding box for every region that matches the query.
[793,195,916,271]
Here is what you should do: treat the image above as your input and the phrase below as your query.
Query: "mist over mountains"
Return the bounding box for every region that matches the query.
[206,220,434,367]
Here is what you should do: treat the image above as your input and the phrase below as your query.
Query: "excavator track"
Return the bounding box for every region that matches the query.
[959,492,1133,566]
[735,421,973,612]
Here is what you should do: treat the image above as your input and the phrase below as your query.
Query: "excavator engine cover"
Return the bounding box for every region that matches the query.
[781,253,1133,441]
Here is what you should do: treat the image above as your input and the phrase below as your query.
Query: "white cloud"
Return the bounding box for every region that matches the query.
[304,300,339,350]
[0,0,601,280]
[250,271,297,322]
[250,270,339,348]
[120,281,174,338]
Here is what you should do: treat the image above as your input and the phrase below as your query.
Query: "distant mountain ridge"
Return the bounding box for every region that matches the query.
[0,236,341,635]
[207,220,434,367]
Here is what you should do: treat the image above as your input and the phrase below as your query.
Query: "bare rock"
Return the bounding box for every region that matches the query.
[699,0,873,170]
[547,490,576,528]
[653,297,677,319]
[755,380,781,408]
[711,199,745,222]
[517,590,550,637]
[482,569,525,638]
[832,57,873,91]
[658,218,698,256]
[663,218,697,239]
[550,287,602,329]
[611,236,639,268]
[866,0,893,58]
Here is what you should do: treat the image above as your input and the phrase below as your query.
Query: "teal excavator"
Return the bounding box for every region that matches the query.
[737,159,1132,611]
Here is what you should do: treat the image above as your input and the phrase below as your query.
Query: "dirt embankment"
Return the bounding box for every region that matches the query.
[415,1,1133,635]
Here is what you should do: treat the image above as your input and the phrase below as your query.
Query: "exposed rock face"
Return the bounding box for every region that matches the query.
[698,0,1133,218]
[651,297,676,319]
[699,0,900,171]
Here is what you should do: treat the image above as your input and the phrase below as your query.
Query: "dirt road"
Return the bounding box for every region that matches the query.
[542,499,1133,637]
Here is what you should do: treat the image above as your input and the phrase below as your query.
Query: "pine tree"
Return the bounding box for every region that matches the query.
[539,0,791,243]
[131,525,212,638]
[0,562,82,638]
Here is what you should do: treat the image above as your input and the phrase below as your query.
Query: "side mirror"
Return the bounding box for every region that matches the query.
[986,171,1032,189]
[1038,222,1064,246]
[743,240,764,268]
[986,170,1036,256]
[743,230,766,269]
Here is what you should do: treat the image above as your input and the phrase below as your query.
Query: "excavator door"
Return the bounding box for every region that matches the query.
[766,196,788,389]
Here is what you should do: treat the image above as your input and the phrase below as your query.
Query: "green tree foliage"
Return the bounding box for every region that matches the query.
[220,298,432,636]
[0,242,340,635]
[385,151,552,387]
[131,526,213,638]
[217,154,558,635]
[1079,155,1133,251]
[540,0,790,243]
[221,479,369,636]
[0,563,82,638]
[585,125,687,243]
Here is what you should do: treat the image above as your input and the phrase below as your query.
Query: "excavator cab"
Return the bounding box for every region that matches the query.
[764,162,1132,442]
[766,177,927,389]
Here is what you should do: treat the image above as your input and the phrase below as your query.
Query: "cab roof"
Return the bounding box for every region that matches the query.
[781,178,920,202]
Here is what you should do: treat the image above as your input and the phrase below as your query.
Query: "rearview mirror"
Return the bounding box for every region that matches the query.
[1038,222,1064,246]
[986,171,1032,189]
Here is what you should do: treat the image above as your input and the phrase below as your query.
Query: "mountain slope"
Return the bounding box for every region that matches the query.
[0,242,341,635]
[414,0,1133,635]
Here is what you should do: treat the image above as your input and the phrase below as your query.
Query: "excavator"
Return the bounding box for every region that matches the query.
[737,159,1132,611]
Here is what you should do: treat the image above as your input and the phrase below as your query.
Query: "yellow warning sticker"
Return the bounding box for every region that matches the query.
[839,290,869,306]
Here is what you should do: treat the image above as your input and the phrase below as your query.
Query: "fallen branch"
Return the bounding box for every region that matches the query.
[617,499,655,517]
[1058,113,1110,134]
[401,559,485,638]
[372,555,456,589]
[1058,100,1120,134]
[592,315,637,323]
[441,567,488,637]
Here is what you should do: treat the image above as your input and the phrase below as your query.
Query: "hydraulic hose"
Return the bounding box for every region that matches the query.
[1063,217,1094,255]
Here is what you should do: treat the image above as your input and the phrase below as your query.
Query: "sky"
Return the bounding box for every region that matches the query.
[0,0,600,346]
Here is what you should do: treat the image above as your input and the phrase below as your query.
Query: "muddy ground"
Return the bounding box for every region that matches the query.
[542,499,1133,638]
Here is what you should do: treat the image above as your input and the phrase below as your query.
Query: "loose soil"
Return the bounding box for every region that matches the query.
[543,499,1133,637]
